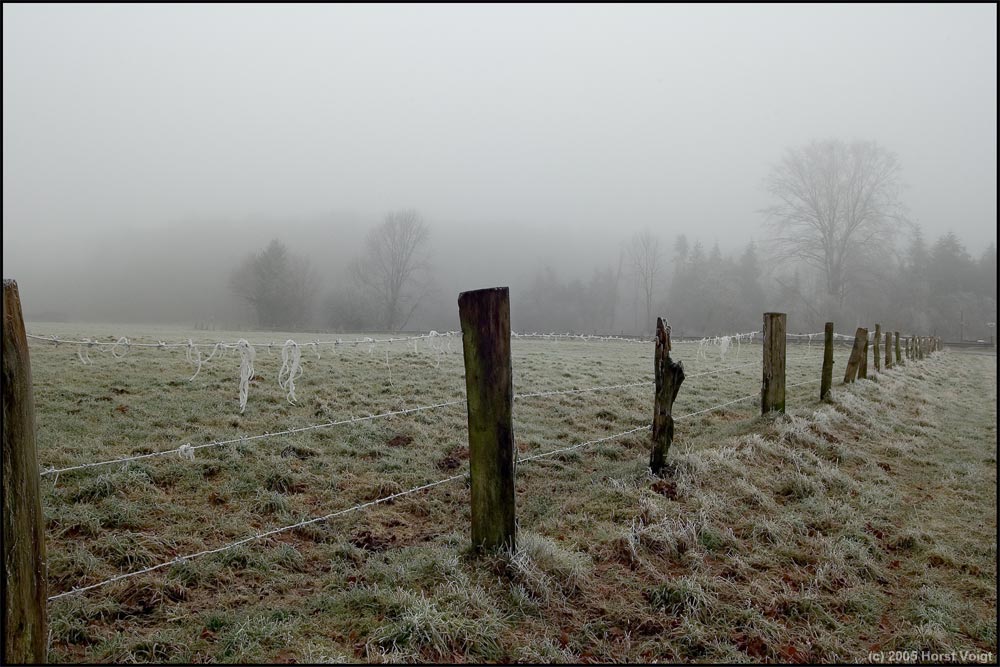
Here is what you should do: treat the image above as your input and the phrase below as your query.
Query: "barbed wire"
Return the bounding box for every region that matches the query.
[26,331,460,352]
[38,349,835,478]
[39,399,466,476]
[42,374,828,602]
[46,471,467,602]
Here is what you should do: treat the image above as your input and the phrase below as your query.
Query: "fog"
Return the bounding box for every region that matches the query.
[3,5,996,338]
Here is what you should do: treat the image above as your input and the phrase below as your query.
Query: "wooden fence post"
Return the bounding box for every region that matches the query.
[458,287,516,553]
[649,317,684,475]
[2,279,48,664]
[761,312,786,414]
[894,331,902,365]
[885,331,892,369]
[873,324,881,373]
[859,329,870,379]
[918,337,925,360]
[820,322,834,400]
[843,327,868,383]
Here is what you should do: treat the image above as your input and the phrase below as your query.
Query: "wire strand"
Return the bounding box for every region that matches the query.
[40,399,466,476]
[46,471,466,602]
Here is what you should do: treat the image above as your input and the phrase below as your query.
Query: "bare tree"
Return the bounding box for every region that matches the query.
[763,139,908,308]
[628,229,663,333]
[352,209,432,331]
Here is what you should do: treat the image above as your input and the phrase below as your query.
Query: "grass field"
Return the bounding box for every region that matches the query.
[23,323,997,663]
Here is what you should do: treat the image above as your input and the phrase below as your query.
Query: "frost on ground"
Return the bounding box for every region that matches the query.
[27,327,996,663]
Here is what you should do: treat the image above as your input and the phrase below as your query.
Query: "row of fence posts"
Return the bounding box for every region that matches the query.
[0,282,943,663]
[838,323,941,388]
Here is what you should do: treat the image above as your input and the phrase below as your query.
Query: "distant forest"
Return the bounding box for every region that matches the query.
[230,223,996,344]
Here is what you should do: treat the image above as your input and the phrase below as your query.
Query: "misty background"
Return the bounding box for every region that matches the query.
[3,5,996,340]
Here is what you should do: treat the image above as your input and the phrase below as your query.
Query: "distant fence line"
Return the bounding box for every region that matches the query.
[4,278,944,663]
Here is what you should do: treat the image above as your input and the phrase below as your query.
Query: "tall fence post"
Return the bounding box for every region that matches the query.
[895,331,902,365]
[2,279,48,664]
[458,287,516,553]
[885,330,892,369]
[650,317,684,475]
[843,327,868,383]
[873,323,881,373]
[820,322,834,400]
[761,312,786,414]
[859,329,870,379]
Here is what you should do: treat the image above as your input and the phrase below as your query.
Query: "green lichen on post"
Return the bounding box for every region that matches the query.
[458,287,515,553]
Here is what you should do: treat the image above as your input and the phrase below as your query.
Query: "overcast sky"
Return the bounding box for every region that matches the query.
[3,4,997,314]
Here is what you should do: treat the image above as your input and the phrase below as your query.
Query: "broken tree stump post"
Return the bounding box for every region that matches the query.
[885,330,892,369]
[859,329,870,379]
[873,324,881,373]
[458,286,515,553]
[650,317,684,475]
[761,312,786,414]
[2,279,48,664]
[894,331,902,365]
[820,322,834,400]
[843,327,868,383]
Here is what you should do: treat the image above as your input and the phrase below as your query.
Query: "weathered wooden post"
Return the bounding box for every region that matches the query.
[894,331,902,365]
[649,317,684,475]
[843,327,868,383]
[859,330,870,379]
[820,322,834,400]
[885,331,892,369]
[458,287,516,553]
[2,279,48,664]
[873,324,881,373]
[761,312,786,414]
[918,337,925,360]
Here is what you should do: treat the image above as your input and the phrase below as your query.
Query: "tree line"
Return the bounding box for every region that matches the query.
[227,139,996,341]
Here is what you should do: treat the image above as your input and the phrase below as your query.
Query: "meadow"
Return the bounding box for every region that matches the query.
[23,323,997,663]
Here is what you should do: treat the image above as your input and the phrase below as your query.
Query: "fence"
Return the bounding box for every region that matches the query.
[1,280,944,663]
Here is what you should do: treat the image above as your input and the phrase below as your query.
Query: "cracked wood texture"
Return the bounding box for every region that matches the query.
[650,317,684,475]
[843,327,868,384]
[3,279,47,664]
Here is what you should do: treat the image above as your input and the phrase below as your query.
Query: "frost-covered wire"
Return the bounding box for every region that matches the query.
[518,425,652,464]
[39,399,467,477]
[46,470,467,602]
[277,340,303,403]
[511,332,647,344]
[185,339,204,381]
[510,359,769,402]
[237,339,256,413]
[25,331,461,351]
[514,380,652,400]
[76,339,95,365]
